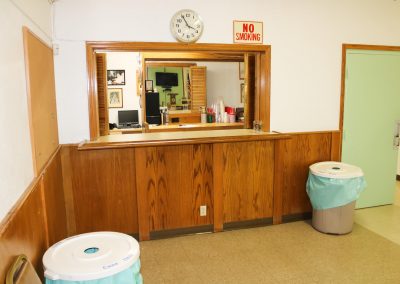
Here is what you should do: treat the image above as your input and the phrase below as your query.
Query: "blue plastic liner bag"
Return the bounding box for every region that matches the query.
[306,173,366,210]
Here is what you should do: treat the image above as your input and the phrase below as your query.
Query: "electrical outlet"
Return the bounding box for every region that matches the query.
[200,205,207,216]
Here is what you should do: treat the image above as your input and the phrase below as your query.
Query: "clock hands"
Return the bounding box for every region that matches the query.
[181,14,195,30]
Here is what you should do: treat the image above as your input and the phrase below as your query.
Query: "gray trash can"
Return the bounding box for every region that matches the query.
[306,161,366,234]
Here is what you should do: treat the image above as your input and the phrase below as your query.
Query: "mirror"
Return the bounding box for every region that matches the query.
[87,42,270,138]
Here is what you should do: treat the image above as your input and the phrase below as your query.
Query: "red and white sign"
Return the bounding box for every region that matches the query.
[233,21,263,44]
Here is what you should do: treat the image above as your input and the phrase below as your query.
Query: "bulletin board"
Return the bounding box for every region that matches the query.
[23,27,59,176]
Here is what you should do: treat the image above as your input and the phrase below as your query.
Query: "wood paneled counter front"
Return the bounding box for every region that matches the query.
[67,130,340,241]
[76,130,289,240]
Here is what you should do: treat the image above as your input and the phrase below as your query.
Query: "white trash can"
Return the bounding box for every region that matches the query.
[43,232,142,284]
[306,162,366,234]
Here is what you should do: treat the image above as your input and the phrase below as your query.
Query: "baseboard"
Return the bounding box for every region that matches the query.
[223,218,273,230]
[150,225,213,240]
[282,212,312,223]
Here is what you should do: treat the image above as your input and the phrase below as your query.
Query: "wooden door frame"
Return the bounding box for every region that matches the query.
[339,43,400,158]
[86,42,271,140]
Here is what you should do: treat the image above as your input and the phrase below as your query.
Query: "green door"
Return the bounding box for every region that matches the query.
[342,49,400,208]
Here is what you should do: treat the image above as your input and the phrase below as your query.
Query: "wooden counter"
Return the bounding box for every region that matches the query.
[76,129,290,240]
[63,130,340,241]
[80,129,289,150]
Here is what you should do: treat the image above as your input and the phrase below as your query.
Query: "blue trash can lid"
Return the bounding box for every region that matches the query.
[43,232,140,281]
[310,161,364,179]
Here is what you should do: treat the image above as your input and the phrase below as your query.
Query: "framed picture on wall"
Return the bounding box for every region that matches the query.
[107,70,125,85]
[239,62,245,80]
[108,88,123,108]
[145,80,153,92]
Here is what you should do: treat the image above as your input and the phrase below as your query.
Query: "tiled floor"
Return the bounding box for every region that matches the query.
[354,181,400,245]
[140,221,400,283]
[355,205,400,245]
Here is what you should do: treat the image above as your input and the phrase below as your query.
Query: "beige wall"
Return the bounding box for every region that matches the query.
[106,52,142,125]
[52,0,400,143]
[0,0,52,220]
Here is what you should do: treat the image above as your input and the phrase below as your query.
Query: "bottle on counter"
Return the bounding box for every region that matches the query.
[200,106,207,124]
[164,109,169,125]
[160,106,169,125]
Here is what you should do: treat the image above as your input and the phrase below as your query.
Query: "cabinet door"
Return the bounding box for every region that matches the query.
[135,145,213,238]
[190,66,207,112]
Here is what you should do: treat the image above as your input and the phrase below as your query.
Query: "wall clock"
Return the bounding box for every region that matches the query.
[170,9,204,43]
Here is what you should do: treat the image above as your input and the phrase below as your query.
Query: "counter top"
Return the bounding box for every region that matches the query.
[109,122,244,134]
[79,129,290,150]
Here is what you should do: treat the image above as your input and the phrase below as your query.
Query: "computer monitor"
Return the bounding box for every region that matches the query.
[118,110,139,126]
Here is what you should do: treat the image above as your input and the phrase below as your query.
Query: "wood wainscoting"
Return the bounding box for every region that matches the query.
[0,147,67,282]
[0,130,341,281]
[63,131,340,240]
[61,145,139,236]
[281,131,341,220]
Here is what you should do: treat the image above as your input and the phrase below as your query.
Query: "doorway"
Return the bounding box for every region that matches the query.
[341,45,400,208]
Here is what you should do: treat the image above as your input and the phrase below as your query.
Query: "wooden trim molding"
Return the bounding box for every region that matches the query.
[86,41,271,140]
[145,62,196,67]
[212,143,224,232]
[341,43,400,52]
[339,44,348,133]
[273,139,285,224]
[87,41,271,52]
[330,131,342,161]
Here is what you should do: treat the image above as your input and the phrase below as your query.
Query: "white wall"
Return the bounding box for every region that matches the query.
[52,0,400,143]
[0,0,52,220]
[106,52,142,125]
[203,62,243,109]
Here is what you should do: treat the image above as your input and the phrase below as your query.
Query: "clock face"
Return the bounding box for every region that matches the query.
[170,9,203,43]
